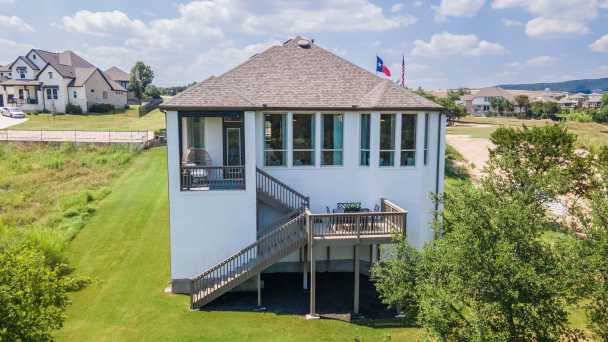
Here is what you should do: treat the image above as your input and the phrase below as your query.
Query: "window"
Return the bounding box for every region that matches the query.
[424,113,429,165]
[48,72,53,79]
[17,67,26,79]
[292,113,315,166]
[186,117,204,148]
[73,91,77,99]
[401,114,417,167]
[91,89,95,93]
[379,114,395,166]
[103,91,108,99]
[46,88,58,100]
[264,114,287,166]
[360,114,371,166]
[32,54,36,60]
[321,114,343,166]
[18,89,24,99]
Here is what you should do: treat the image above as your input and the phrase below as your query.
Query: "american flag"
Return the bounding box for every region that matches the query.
[400,55,406,87]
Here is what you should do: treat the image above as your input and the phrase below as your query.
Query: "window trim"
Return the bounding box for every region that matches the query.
[263,113,287,167]
[359,113,371,167]
[424,113,430,165]
[379,113,396,167]
[291,113,316,167]
[400,113,417,167]
[321,113,344,167]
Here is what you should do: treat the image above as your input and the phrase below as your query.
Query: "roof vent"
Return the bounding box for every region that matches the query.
[297,38,312,49]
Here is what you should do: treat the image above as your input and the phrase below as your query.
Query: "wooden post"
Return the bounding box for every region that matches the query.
[257,273,262,307]
[305,210,319,319]
[354,244,360,315]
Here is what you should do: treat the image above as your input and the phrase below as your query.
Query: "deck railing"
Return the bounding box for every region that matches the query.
[181,165,245,191]
[190,211,307,308]
[256,168,309,210]
[309,211,406,238]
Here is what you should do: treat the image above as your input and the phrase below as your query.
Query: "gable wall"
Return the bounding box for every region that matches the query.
[83,70,127,110]
[10,58,37,80]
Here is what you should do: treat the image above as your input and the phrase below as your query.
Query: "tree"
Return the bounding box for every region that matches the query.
[602,93,608,108]
[0,243,72,341]
[490,97,514,116]
[144,84,162,99]
[373,125,592,341]
[129,62,155,103]
[514,95,530,116]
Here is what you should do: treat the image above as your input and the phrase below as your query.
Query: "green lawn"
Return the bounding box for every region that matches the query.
[56,147,425,341]
[12,107,165,131]
[448,116,608,152]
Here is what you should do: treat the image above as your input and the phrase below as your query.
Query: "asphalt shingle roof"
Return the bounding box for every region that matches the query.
[105,66,131,82]
[162,37,442,111]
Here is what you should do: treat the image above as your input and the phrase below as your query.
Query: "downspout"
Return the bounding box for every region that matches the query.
[434,112,443,212]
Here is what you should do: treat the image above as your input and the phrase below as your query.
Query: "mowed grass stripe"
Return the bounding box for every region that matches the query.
[57,147,424,341]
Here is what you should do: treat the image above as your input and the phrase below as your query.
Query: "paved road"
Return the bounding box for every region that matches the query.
[0,129,154,144]
[0,115,28,129]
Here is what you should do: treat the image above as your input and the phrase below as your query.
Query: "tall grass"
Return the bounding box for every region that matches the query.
[0,143,139,263]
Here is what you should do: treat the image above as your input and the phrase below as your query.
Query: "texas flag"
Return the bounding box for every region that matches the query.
[376,56,391,77]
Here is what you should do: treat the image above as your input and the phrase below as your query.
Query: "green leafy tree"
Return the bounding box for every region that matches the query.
[602,93,608,108]
[514,95,530,116]
[490,97,514,116]
[129,62,155,103]
[144,84,162,99]
[0,243,72,341]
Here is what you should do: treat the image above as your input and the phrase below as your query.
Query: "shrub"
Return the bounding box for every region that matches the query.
[88,104,115,113]
[592,107,608,123]
[568,111,593,123]
[65,103,83,114]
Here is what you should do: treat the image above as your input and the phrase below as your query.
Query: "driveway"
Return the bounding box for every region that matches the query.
[0,115,28,129]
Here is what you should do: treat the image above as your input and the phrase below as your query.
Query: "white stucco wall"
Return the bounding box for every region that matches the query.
[167,111,258,280]
[10,58,37,80]
[166,109,445,280]
[83,70,127,110]
[25,51,47,70]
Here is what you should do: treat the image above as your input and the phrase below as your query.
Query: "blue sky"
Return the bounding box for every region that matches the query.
[1,0,607,89]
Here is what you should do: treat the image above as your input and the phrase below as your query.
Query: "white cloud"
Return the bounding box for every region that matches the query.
[413,1,424,7]
[411,32,507,57]
[0,15,34,33]
[491,0,601,38]
[502,18,523,27]
[590,34,608,52]
[0,38,33,62]
[242,0,417,34]
[525,55,559,66]
[434,0,486,21]
[391,3,405,12]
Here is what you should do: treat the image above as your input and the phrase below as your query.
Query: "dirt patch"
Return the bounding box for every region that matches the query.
[446,134,493,178]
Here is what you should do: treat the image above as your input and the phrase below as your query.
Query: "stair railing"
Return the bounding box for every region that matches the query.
[256,168,310,210]
[190,211,307,309]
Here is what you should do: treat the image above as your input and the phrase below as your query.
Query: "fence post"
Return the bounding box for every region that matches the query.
[108,129,111,144]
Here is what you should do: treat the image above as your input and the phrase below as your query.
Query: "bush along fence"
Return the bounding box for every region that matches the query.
[0,129,154,145]
[139,98,163,117]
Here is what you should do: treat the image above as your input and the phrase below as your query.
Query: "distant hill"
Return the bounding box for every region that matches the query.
[499,78,608,93]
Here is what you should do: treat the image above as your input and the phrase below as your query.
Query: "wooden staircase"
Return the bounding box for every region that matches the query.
[189,168,310,309]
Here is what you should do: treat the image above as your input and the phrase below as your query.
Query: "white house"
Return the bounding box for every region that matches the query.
[461,86,516,116]
[105,66,139,104]
[160,37,445,316]
[0,49,127,113]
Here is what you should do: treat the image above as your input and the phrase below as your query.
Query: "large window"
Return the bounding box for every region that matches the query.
[379,114,395,166]
[321,114,343,166]
[401,114,417,167]
[264,114,287,166]
[360,114,370,166]
[186,116,205,148]
[292,113,315,166]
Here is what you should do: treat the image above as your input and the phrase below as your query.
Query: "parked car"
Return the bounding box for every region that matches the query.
[0,107,26,118]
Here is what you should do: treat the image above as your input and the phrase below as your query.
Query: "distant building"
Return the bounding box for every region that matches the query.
[105,66,138,104]
[0,49,127,113]
[459,86,515,116]
[0,64,10,79]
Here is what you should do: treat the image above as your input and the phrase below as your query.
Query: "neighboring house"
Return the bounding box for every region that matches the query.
[558,93,588,109]
[586,93,603,109]
[105,66,139,105]
[461,86,515,116]
[0,64,10,78]
[160,37,446,315]
[0,49,127,112]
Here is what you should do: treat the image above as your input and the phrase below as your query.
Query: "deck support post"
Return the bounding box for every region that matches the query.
[305,211,319,320]
[257,273,262,307]
[354,244,360,315]
[303,247,308,290]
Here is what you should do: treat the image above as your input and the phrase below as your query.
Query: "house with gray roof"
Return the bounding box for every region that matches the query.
[160,37,445,316]
[0,49,127,113]
[460,86,516,116]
